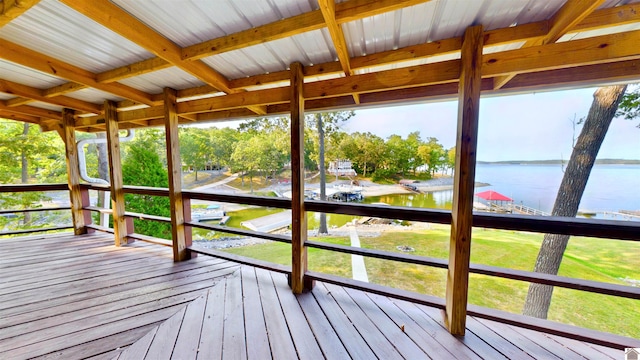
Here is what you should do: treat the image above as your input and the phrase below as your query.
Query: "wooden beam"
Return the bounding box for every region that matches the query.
[163,87,190,262]
[0,38,154,105]
[573,3,640,33]
[182,0,431,61]
[0,78,101,113]
[60,0,229,92]
[97,57,171,83]
[484,29,640,78]
[60,108,88,235]
[104,100,129,246]
[319,0,353,76]
[0,0,39,26]
[0,101,61,119]
[0,108,41,124]
[59,0,269,116]
[445,25,483,336]
[289,62,311,294]
[493,0,605,89]
[43,82,87,97]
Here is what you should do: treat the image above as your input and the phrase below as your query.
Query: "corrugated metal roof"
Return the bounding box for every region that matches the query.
[202,29,336,79]
[0,0,151,73]
[118,67,207,94]
[64,88,124,104]
[0,60,65,89]
[112,0,317,48]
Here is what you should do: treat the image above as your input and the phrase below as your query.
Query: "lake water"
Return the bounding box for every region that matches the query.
[366,163,640,215]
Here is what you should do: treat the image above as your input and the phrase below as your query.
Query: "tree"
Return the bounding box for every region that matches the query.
[522,85,627,319]
[446,146,456,175]
[417,137,445,177]
[122,140,172,239]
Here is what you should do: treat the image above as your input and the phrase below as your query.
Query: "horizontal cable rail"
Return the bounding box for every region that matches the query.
[306,200,451,224]
[84,206,113,214]
[188,221,292,244]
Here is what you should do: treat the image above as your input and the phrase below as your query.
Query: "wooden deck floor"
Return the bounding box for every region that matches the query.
[0,233,627,359]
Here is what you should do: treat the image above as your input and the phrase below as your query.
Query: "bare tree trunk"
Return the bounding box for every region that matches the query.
[317,114,328,234]
[96,133,110,211]
[523,85,627,319]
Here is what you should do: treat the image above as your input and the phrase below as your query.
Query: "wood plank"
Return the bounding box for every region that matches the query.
[296,292,350,359]
[222,270,247,360]
[289,61,309,294]
[271,270,324,359]
[446,25,484,335]
[0,304,186,358]
[114,325,158,360]
[196,278,226,360]
[240,266,271,360]
[255,268,297,359]
[0,79,102,113]
[33,324,157,360]
[105,100,128,246]
[474,318,562,359]
[164,88,189,261]
[0,258,234,318]
[367,292,460,359]
[489,321,588,360]
[323,283,404,360]
[465,316,536,359]
[143,307,186,360]
[171,294,207,359]
[342,287,427,359]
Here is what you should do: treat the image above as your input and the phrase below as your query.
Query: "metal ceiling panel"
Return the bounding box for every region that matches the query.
[342,0,565,58]
[112,0,317,48]
[0,60,66,89]
[28,101,63,112]
[118,68,206,94]
[0,0,152,73]
[203,29,335,80]
[64,88,124,104]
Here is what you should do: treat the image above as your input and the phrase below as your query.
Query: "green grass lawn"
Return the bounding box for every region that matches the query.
[215,224,639,338]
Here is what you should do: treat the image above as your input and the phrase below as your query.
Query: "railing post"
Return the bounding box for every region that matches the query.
[104,100,130,246]
[183,198,195,258]
[80,186,94,234]
[61,108,87,235]
[164,87,191,261]
[445,24,483,336]
[289,61,313,293]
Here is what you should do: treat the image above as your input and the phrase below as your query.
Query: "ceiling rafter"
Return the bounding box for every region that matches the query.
[0,0,39,26]
[0,100,61,120]
[5,1,636,118]
[0,38,154,105]
[181,0,431,61]
[71,27,640,130]
[60,0,267,115]
[0,78,101,113]
[493,0,605,89]
[318,0,359,103]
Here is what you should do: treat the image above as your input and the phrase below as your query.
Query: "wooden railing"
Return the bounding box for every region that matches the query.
[0,184,74,237]
[6,183,638,348]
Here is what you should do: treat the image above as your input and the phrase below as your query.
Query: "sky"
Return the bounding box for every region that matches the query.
[343,87,640,162]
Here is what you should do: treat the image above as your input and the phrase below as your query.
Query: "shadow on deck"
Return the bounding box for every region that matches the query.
[0,233,626,359]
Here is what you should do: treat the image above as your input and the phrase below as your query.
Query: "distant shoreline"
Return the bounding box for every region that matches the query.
[477,159,640,165]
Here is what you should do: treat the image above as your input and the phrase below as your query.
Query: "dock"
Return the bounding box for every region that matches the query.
[241,210,292,233]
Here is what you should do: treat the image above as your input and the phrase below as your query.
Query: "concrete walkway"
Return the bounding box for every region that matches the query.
[349,227,369,282]
[191,173,239,192]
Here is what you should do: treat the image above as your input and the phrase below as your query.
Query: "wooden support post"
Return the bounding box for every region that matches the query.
[164,87,190,261]
[445,25,484,336]
[61,108,88,235]
[104,100,129,246]
[289,62,313,293]
[80,186,94,234]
